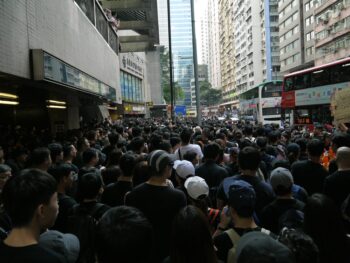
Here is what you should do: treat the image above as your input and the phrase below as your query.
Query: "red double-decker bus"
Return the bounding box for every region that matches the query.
[281,57,350,126]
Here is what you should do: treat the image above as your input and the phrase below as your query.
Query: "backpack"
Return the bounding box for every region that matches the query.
[278,208,304,231]
[66,203,105,263]
[225,228,271,263]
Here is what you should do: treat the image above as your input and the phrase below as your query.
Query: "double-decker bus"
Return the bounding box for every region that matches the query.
[281,57,350,126]
[239,81,283,125]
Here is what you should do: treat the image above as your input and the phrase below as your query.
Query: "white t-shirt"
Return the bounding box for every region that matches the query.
[174,144,203,160]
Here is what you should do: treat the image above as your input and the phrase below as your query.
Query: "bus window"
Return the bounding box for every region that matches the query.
[294,73,310,90]
[284,77,294,91]
[311,68,330,87]
[262,107,281,115]
[333,63,350,83]
[262,83,282,97]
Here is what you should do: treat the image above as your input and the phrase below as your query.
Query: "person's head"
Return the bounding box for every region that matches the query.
[307,139,324,158]
[101,165,122,186]
[203,143,221,161]
[77,137,90,152]
[158,141,172,153]
[49,163,76,192]
[238,146,261,172]
[78,172,103,200]
[2,169,58,230]
[170,205,217,263]
[287,143,300,163]
[228,147,239,163]
[82,148,99,167]
[268,130,281,144]
[108,132,119,146]
[86,130,98,142]
[336,147,350,170]
[131,126,142,138]
[170,137,181,151]
[228,180,256,219]
[119,153,137,177]
[270,167,293,196]
[332,134,350,152]
[256,137,268,151]
[243,125,253,136]
[295,138,307,154]
[304,193,348,261]
[129,137,145,153]
[183,151,199,166]
[0,164,12,192]
[278,228,319,263]
[63,144,77,160]
[236,231,295,263]
[30,147,52,171]
[180,128,193,144]
[107,149,123,166]
[12,147,29,163]
[147,150,174,178]
[173,160,195,184]
[96,206,153,263]
[48,143,64,164]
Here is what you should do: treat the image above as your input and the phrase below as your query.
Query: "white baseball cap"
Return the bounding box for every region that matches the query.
[184,176,209,200]
[173,160,195,179]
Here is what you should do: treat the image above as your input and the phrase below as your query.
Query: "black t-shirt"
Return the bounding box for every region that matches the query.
[324,170,350,208]
[125,183,186,262]
[73,201,110,221]
[196,161,229,188]
[291,160,328,195]
[101,180,133,207]
[217,175,275,218]
[214,227,275,263]
[52,193,77,232]
[0,242,64,263]
[328,159,338,175]
[260,198,305,234]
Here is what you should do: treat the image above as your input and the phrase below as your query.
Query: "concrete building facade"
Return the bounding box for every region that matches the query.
[278,0,315,73]
[234,0,264,96]
[219,0,237,106]
[314,0,350,66]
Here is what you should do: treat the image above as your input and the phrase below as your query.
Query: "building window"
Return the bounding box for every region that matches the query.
[305,0,314,12]
[305,15,314,27]
[306,46,314,56]
[306,31,314,41]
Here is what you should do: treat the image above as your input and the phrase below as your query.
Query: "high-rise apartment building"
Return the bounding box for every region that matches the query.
[157,0,194,106]
[279,0,315,73]
[207,0,222,89]
[314,0,350,66]
[219,0,236,107]
[260,0,282,81]
[198,0,210,65]
[234,0,264,96]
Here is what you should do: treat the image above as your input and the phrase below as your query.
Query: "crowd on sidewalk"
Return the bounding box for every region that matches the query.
[0,118,350,263]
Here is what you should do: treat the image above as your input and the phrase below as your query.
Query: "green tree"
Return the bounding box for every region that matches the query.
[199,81,222,106]
[160,49,184,104]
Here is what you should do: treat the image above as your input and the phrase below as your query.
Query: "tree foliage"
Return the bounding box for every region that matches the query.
[199,81,222,106]
[160,49,184,104]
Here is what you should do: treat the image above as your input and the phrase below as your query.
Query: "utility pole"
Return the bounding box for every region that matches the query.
[191,0,201,125]
[167,0,175,122]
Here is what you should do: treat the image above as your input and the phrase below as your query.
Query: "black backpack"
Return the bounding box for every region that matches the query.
[66,203,105,263]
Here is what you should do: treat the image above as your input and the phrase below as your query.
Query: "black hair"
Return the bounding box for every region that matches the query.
[48,163,74,183]
[86,130,97,141]
[243,125,253,136]
[107,149,123,166]
[129,137,145,152]
[304,194,349,263]
[295,138,307,153]
[96,206,153,263]
[180,128,193,144]
[170,206,217,263]
[78,172,102,199]
[132,126,142,138]
[256,137,268,150]
[238,146,261,171]
[2,169,57,227]
[77,137,89,151]
[29,147,51,167]
[48,143,63,163]
[133,160,151,186]
[307,139,324,157]
[332,134,350,149]
[268,130,281,144]
[278,228,319,263]
[183,151,198,163]
[170,137,181,148]
[119,153,137,177]
[159,141,172,153]
[82,148,98,164]
[108,132,119,146]
[101,165,122,186]
[203,143,221,160]
[63,144,75,158]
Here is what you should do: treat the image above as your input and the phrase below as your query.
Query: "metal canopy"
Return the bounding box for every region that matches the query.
[101,0,159,52]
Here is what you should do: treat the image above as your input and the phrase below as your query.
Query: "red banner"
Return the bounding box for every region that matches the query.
[281,91,295,108]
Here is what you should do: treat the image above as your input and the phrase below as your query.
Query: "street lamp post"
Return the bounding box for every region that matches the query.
[190,0,201,125]
[167,0,175,122]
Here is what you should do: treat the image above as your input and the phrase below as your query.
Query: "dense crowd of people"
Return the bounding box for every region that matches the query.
[0,118,350,263]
